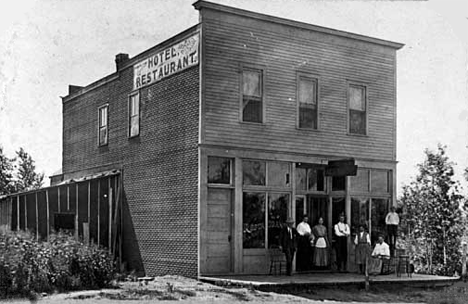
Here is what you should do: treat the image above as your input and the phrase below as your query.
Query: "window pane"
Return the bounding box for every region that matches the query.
[243,192,265,249]
[268,193,289,248]
[299,78,316,105]
[299,106,317,129]
[242,98,262,123]
[130,117,139,137]
[307,168,318,190]
[99,127,107,145]
[243,160,266,185]
[208,157,231,184]
[351,197,369,233]
[371,198,389,244]
[99,107,107,127]
[243,70,261,97]
[349,110,366,134]
[349,85,365,110]
[295,168,307,191]
[351,169,369,192]
[371,170,389,193]
[267,162,290,187]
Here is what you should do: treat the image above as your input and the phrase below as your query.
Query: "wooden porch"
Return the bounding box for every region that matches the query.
[199,272,459,290]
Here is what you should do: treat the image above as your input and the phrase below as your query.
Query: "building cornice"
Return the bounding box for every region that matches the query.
[193,0,404,50]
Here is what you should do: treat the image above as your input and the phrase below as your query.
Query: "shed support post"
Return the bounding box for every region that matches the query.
[75,184,79,240]
[108,177,112,252]
[35,192,39,241]
[46,190,50,241]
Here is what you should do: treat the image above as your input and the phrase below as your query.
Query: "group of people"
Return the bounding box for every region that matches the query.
[278,207,400,276]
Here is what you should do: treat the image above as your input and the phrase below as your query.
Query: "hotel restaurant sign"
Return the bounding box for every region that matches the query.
[133,33,199,90]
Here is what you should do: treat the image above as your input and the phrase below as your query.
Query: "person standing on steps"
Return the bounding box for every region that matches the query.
[334,213,350,272]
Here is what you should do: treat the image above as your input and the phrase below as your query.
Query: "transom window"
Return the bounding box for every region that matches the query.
[129,92,140,137]
[295,163,325,192]
[348,84,367,135]
[207,157,232,184]
[298,75,318,129]
[98,105,108,146]
[241,68,263,123]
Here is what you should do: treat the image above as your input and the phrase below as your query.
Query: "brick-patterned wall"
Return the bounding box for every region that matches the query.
[62,44,199,277]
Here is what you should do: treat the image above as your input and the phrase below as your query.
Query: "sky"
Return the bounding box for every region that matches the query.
[0,0,467,195]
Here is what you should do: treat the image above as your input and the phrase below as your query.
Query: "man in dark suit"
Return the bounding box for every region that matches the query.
[279,217,299,276]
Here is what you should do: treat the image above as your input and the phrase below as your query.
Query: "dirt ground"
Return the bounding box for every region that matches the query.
[2,275,468,304]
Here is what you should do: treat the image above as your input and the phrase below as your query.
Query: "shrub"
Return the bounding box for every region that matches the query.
[0,226,115,298]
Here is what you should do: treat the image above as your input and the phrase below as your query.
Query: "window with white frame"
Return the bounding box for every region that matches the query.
[241,68,263,123]
[348,84,367,135]
[298,75,318,129]
[129,92,140,137]
[98,105,108,146]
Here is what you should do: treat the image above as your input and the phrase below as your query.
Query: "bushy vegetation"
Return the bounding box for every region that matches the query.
[400,145,467,276]
[0,226,115,299]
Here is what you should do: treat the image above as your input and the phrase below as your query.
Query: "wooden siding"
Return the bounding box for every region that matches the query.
[201,9,397,161]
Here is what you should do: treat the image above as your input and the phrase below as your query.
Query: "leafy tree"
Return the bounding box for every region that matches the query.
[13,147,44,192]
[0,146,15,195]
[400,144,466,275]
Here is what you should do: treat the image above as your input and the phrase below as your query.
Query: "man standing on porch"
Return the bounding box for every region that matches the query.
[296,215,313,271]
[279,217,298,276]
[334,213,350,272]
[385,206,400,256]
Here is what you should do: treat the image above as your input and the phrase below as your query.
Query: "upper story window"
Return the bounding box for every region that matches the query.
[241,68,263,123]
[129,92,140,138]
[98,105,108,146]
[348,84,367,135]
[298,75,318,129]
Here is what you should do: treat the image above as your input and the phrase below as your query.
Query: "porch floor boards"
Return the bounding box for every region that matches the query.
[199,273,459,288]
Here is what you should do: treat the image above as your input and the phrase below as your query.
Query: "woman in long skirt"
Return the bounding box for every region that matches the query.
[354,224,371,274]
[312,217,329,267]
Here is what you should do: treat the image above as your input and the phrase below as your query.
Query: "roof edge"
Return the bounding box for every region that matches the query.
[193,0,404,50]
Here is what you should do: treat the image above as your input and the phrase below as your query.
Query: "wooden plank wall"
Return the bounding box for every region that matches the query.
[201,9,397,161]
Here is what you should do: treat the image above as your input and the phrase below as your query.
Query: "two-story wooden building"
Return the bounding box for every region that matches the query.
[51,1,404,277]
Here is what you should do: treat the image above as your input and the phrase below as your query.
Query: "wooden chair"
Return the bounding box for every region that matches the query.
[268,248,285,275]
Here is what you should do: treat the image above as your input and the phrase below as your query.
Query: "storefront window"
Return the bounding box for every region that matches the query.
[296,168,307,191]
[208,157,231,184]
[371,198,389,244]
[351,198,369,233]
[242,192,265,248]
[267,162,290,187]
[268,193,289,248]
[243,160,266,186]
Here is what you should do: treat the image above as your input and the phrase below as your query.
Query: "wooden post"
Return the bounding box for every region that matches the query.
[87,181,91,226]
[462,242,467,281]
[97,179,100,246]
[58,186,61,213]
[75,184,79,240]
[67,185,70,212]
[365,250,370,291]
[35,192,39,241]
[46,190,50,240]
[17,196,20,231]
